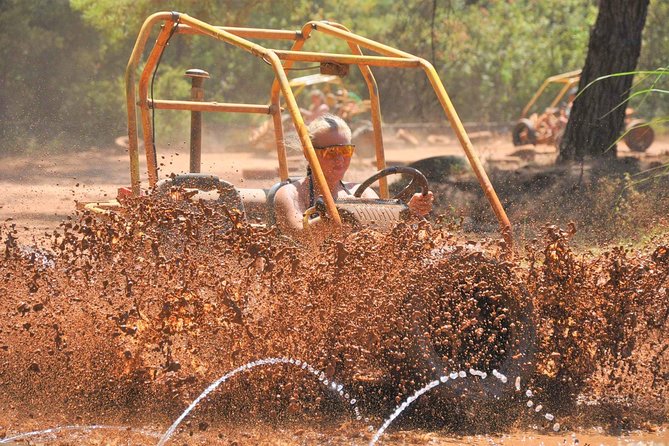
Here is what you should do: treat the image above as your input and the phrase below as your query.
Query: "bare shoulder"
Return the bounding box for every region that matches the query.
[274,181,299,202]
[273,179,309,232]
[274,178,307,210]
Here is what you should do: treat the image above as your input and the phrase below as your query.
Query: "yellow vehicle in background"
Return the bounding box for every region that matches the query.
[512,70,655,151]
[287,72,370,119]
[248,73,370,149]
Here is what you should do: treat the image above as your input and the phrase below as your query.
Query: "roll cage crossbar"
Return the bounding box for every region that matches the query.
[520,70,581,119]
[125,11,513,248]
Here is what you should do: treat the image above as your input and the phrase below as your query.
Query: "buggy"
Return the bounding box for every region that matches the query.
[83,11,513,248]
[80,12,534,397]
[512,70,654,151]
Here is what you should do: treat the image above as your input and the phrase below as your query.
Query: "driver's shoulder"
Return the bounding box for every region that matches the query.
[275,178,308,205]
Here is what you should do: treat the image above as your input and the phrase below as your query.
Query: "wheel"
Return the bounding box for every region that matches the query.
[354,166,429,202]
[624,119,654,152]
[351,122,375,158]
[155,173,245,215]
[554,127,565,150]
[512,119,537,146]
[398,254,536,404]
[152,174,246,258]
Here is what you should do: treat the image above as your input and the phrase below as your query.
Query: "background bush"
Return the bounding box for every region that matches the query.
[1,0,666,154]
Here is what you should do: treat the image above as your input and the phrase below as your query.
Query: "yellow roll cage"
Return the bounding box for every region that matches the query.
[520,70,581,119]
[125,12,513,248]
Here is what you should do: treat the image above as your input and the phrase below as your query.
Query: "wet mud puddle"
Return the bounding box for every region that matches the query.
[0,196,667,444]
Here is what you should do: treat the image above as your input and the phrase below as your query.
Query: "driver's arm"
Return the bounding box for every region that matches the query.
[353,183,433,216]
[274,183,337,239]
[274,183,305,233]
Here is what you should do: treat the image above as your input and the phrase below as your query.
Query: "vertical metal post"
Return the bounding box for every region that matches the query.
[185,69,210,173]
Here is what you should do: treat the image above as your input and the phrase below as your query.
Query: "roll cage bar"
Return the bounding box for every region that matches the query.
[125,11,513,248]
[520,70,581,119]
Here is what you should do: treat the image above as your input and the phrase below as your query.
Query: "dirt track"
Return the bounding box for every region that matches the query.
[2,132,668,241]
[1,133,669,445]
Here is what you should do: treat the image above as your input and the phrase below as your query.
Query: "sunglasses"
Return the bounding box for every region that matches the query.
[314,144,356,159]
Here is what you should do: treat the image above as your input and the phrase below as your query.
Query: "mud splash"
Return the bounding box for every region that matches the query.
[0,194,667,443]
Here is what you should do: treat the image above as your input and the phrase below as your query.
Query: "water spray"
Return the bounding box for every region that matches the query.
[369,368,560,446]
[156,356,361,446]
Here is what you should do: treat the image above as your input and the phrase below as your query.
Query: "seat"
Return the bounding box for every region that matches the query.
[265,178,296,226]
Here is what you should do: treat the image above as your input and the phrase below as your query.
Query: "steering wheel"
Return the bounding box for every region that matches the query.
[354,166,429,202]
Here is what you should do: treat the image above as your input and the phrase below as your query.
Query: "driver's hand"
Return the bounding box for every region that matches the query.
[408,191,434,217]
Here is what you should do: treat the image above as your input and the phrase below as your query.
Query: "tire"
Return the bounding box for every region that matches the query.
[512,119,537,146]
[351,123,376,158]
[401,254,536,403]
[407,156,468,183]
[554,127,565,150]
[624,119,654,152]
[151,175,246,259]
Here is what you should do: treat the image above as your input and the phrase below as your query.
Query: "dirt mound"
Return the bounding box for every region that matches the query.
[432,157,669,246]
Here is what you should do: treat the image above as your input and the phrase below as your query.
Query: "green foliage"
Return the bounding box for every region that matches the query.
[1,0,667,153]
[636,1,669,119]
[627,67,669,130]
[150,65,192,141]
[576,67,668,156]
[431,0,597,122]
[0,0,122,152]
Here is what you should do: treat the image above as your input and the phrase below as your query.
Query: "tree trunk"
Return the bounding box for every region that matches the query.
[558,0,649,162]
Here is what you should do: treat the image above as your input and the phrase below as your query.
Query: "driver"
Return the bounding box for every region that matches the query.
[274,114,434,235]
